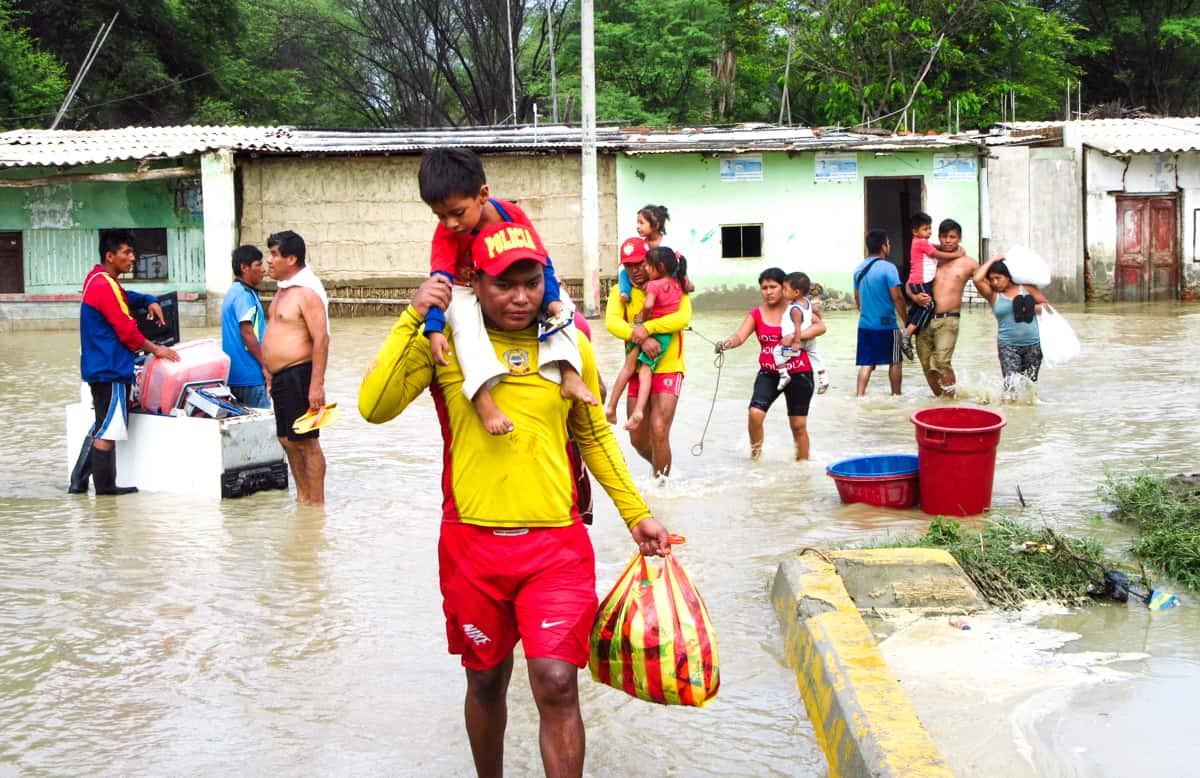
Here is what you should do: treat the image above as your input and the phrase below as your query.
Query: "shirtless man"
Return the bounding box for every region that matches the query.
[909,219,979,397]
[262,230,329,505]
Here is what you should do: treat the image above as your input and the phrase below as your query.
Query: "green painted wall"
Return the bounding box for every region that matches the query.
[0,161,205,294]
[615,148,980,299]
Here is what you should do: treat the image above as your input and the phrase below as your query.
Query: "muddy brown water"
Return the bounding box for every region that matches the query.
[1,303,1197,776]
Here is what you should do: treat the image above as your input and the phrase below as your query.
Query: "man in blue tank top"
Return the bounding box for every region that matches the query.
[221,245,271,408]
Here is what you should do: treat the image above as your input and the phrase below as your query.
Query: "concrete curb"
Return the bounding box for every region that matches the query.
[772,552,954,778]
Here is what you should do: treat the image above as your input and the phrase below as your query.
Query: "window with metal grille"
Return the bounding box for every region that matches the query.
[721,224,763,259]
[129,228,169,279]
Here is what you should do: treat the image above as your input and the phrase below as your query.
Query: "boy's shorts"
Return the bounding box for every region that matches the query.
[439,522,597,671]
[856,328,902,366]
[627,371,683,399]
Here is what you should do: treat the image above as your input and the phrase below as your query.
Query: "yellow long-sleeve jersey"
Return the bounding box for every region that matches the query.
[359,307,651,529]
[604,287,692,375]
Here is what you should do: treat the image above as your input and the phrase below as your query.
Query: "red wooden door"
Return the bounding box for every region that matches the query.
[1116,196,1178,301]
[0,232,23,293]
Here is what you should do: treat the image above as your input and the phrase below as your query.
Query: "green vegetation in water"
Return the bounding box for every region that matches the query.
[1101,471,1200,593]
[865,517,1112,609]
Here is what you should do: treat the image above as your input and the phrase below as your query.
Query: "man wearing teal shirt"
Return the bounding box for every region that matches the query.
[221,245,270,408]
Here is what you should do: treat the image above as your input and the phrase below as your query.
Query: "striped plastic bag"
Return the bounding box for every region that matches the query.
[589,549,719,707]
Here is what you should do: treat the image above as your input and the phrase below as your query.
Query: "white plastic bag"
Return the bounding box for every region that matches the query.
[1002,246,1052,287]
[1037,304,1080,367]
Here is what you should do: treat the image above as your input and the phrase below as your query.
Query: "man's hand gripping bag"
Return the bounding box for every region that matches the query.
[589,548,719,706]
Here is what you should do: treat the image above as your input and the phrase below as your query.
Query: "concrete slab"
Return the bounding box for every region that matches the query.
[830,549,986,613]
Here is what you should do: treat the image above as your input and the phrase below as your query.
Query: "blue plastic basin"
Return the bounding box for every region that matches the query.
[826,454,919,479]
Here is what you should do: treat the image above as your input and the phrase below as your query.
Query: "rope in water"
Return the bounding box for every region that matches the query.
[685,327,724,456]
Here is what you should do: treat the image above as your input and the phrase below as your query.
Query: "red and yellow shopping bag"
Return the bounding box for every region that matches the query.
[589,543,719,706]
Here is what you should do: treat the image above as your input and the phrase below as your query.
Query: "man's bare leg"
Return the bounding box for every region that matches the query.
[465,655,514,778]
[528,657,585,778]
[279,438,309,503]
[888,362,903,395]
[856,365,874,397]
[626,395,653,464]
[647,392,678,477]
[297,438,325,506]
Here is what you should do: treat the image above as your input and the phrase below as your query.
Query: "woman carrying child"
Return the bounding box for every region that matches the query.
[973,255,1052,399]
[606,247,689,431]
[716,267,826,460]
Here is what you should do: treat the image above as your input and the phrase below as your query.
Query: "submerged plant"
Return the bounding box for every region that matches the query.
[1102,471,1200,592]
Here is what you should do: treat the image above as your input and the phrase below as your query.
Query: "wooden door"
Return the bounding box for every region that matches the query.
[0,232,22,293]
[1116,196,1178,301]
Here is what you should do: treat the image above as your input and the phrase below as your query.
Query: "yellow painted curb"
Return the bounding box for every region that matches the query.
[772,553,954,778]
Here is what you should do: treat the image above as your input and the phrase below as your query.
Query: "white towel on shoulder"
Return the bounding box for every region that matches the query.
[276,266,330,334]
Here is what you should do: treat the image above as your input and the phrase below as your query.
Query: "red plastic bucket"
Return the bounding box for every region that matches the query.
[910,407,1007,516]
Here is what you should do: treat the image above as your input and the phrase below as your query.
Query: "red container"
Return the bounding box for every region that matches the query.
[911,407,1007,516]
[827,454,920,509]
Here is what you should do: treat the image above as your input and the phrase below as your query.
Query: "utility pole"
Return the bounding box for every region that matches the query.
[580,0,600,315]
[547,0,559,123]
[506,0,518,124]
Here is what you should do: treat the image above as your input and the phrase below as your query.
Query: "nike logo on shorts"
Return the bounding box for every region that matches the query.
[541,619,567,629]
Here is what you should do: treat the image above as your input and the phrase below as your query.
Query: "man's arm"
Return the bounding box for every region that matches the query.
[298,289,330,410]
[604,286,634,342]
[889,285,907,325]
[359,276,448,424]
[85,276,178,360]
[567,336,668,553]
[239,321,267,375]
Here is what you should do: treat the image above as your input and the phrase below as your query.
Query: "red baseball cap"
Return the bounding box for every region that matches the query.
[620,237,649,264]
[472,223,548,276]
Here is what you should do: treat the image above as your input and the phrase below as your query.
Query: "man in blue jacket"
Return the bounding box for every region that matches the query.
[221,245,270,408]
[70,230,179,495]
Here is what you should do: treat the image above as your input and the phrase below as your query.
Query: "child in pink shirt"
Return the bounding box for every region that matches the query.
[900,211,963,358]
[605,247,689,431]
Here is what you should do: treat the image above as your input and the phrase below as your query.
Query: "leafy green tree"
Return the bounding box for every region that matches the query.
[1048,0,1200,116]
[0,1,68,130]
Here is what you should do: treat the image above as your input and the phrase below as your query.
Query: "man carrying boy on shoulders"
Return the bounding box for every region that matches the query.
[359,224,670,778]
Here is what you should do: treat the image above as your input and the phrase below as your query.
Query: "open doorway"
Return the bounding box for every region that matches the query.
[865,177,923,278]
[0,232,23,293]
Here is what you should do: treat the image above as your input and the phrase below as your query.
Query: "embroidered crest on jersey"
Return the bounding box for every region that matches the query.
[503,348,531,374]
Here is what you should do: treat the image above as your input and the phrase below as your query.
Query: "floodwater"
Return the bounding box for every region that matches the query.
[2,301,1198,776]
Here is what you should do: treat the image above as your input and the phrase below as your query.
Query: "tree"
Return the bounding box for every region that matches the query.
[0,2,68,130]
[1048,0,1200,116]
[784,0,1081,131]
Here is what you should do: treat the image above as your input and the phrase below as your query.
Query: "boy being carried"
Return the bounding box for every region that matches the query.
[900,211,963,359]
[419,149,596,434]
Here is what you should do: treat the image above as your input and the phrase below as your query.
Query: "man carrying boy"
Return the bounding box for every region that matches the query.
[358,224,670,777]
[900,212,964,359]
[853,229,907,396]
[913,219,979,397]
[262,230,329,506]
[71,229,180,495]
[221,245,271,408]
[419,148,594,435]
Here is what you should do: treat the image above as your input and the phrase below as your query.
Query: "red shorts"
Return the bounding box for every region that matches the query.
[627,371,683,398]
[438,522,597,671]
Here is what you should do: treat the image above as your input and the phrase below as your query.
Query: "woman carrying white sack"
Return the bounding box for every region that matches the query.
[973,254,1053,399]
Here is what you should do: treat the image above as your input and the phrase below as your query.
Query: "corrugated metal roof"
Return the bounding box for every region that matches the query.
[990,117,1200,154]
[0,123,980,169]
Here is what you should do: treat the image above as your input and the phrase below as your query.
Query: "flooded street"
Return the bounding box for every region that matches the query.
[2,302,1199,776]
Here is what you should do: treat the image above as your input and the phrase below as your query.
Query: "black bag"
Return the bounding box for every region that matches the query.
[1012,293,1036,324]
